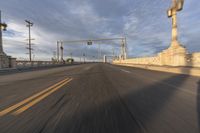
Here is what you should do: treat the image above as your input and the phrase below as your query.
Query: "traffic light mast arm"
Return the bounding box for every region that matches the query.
[59,37,125,44]
[57,37,127,60]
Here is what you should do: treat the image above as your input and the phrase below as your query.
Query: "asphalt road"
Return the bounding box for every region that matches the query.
[0,63,199,133]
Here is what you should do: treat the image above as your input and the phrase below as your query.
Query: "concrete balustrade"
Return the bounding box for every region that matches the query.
[114,51,200,68]
[113,47,200,77]
[16,61,63,68]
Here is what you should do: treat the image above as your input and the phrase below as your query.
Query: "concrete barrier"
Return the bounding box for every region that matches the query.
[113,63,200,77]
[0,62,82,75]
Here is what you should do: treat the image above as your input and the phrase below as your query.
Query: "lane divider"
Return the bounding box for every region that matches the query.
[12,78,72,115]
[0,78,72,116]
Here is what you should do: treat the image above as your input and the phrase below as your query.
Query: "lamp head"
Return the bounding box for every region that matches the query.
[1,23,7,31]
[167,8,173,18]
[172,0,184,11]
[176,0,184,11]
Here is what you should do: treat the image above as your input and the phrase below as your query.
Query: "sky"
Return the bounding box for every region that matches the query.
[0,0,200,61]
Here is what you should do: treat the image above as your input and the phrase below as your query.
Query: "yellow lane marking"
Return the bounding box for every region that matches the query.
[12,78,73,115]
[0,78,69,116]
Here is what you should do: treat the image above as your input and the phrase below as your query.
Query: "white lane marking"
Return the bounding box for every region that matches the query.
[136,73,197,95]
[115,66,196,95]
[121,69,131,73]
[123,69,197,96]
[84,67,91,71]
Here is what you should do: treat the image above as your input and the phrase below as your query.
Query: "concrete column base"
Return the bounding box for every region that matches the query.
[160,42,187,66]
[0,53,16,69]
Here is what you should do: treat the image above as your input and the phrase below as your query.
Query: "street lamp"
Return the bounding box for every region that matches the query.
[0,11,8,54]
[1,23,7,31]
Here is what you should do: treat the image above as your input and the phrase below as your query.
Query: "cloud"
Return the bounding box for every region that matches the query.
[0,0,200,61]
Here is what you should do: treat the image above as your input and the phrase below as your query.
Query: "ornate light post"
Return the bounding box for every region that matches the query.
[160,0,187,66]
[0,10,7,54]
[167,0,184,47]
[0,11,16,69]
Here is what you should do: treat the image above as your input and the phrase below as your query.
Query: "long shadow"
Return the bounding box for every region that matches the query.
[34,74,190,133]
[2,69,190,133]
[118,75,191,133]
[184,54,200,132]
[197,80,200,133]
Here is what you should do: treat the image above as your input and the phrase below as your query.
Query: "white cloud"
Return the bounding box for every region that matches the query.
[0,0,200,60]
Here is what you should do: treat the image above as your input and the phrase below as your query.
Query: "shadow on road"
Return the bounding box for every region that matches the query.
[197,80,200,133]
[38,74,190,133]
[2,64,193,133]
[117,74,190,133]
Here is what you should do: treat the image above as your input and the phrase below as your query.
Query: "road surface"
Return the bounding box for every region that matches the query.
[0,63,199,133]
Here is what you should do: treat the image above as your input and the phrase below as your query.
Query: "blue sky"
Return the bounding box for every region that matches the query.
[0,0,200,61]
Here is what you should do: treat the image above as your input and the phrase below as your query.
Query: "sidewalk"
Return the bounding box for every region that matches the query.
[113,63,200,77]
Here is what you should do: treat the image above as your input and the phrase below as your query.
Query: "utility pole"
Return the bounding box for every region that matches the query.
[112,45,115,57]
[83,53,85,63]
[124,37,127,59]
[57,41,60,61]
[70,52,72,59]
[53,51,56,60]
[120,39,124,60]
[98,43,101,61]
[60,42,64,61]
[25,20,34,62]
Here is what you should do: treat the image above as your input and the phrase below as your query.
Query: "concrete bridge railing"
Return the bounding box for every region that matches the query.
[16,61,62,68]
[0,60,78,74]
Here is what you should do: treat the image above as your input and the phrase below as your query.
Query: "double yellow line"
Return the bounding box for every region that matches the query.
[0,78,72,116]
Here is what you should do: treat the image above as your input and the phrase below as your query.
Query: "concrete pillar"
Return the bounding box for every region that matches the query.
[9,57,16,68]
[171,9,179,46]
[0,11,3,54]
[103,55,106,63]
